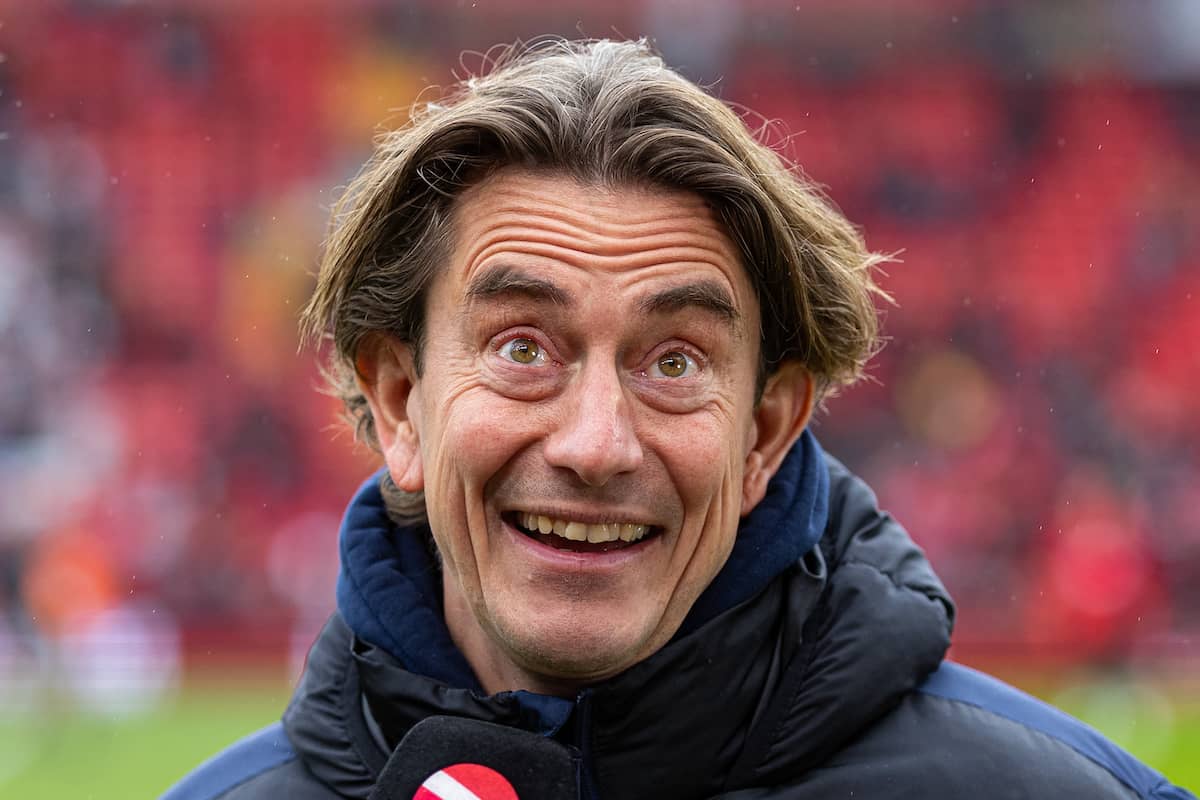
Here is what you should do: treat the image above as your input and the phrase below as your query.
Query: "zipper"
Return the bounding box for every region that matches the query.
[574,688,600,800]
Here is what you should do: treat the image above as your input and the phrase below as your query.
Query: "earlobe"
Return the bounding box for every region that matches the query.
[354,334,425,492]
[741,362,814,512]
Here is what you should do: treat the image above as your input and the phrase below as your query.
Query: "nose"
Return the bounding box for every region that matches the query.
[543,361,643,486]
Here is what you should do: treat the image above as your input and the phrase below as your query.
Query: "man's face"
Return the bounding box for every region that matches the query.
[373,170,794,692]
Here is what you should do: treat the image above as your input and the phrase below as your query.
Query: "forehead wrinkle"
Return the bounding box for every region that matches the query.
[466,177,714,228]
[467,240,740,281]
[462,207,735,259]
[460,219,748,291]
[450,173,754,313]
[455,239,753,336]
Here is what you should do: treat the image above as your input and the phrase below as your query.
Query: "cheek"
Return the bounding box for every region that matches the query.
[424,383,550,496]
[657,404,748,498]
[662,406,751,558]
[419,385,539,583]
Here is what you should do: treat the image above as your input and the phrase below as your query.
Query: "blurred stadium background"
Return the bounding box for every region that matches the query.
[0,0,1197,796]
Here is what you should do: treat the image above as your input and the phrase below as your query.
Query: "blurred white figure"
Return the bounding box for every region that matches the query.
[57,603,181,717]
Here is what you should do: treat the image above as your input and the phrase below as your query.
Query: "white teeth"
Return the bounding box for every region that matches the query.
[517,514,651,544]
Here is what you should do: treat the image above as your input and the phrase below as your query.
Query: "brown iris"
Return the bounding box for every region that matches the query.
[509,338,540,364]
[657,351,688,378]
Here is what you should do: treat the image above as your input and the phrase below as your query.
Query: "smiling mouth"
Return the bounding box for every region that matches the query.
[507,511,657,553]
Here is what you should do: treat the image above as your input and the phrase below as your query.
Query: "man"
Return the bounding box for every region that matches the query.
[164,39,1194,800]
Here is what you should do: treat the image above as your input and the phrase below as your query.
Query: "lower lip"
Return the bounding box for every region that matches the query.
[502,518,659,570]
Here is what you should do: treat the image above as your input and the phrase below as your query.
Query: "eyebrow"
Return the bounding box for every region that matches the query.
[465,265,570,307]
[638,280,740,327]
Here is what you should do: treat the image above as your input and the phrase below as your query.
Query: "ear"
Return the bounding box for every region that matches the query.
[355,334,424,492]
[741,362,814,513]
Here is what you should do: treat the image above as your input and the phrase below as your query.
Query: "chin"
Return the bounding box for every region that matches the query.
[498,613,657,686]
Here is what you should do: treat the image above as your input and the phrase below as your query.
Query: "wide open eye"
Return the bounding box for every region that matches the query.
[651,350,694,379]
[499,337,545,365]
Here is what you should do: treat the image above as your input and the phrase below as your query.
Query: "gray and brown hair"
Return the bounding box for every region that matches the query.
[300,38,888,520]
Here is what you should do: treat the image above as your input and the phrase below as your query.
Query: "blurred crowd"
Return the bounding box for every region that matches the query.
[0,0,1197,703]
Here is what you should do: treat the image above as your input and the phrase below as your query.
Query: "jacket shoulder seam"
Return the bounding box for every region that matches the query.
[1150,777,1197,799]
[160,723,296,799]
[918,662,1184,800]
[206,756,296,800]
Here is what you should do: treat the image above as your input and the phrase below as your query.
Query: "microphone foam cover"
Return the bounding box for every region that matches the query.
[368,715,578,800]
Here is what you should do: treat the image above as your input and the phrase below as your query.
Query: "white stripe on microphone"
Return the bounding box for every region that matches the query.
[423,769,484,800]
